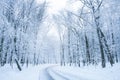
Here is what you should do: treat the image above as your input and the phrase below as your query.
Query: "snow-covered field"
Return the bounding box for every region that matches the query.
[0,64,120,80]
[52,64,120,80]
[0,64,54,80]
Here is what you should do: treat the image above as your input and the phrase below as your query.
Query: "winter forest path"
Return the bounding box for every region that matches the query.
[39,65,84,80]
[39,65,54,80]
[39,65,70,80]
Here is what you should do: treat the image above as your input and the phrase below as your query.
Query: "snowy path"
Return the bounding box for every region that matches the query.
[39,66,54,80]
[1,64,120,80]
[39,65,68,80]
[47,66,69,80]
[39,65,81,80]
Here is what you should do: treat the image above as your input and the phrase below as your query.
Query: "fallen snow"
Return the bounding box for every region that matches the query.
[0,63,120,80]
[52,63,120,80]
[0,64,55,80]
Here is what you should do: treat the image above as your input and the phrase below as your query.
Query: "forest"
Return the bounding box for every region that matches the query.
[0,0,120,80]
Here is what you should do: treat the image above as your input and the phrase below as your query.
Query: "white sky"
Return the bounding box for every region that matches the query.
[36,0,82,39]
[47,0,67,14]
[37,0,67,39]
[46,0,67,38]
[36,0,67,14]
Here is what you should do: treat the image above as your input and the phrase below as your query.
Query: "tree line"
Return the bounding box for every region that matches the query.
[0,0,46,71]
[54,0,120,68]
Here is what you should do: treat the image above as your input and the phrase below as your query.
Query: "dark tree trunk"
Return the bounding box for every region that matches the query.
[85,34,91,65]
[15,59,22,71]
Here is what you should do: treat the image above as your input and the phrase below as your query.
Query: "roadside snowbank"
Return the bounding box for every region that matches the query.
[0,64,54,80]
[53,63,120,80]
[0,63,120,80]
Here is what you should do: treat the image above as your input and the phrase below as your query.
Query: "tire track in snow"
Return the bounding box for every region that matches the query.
[39,65,70,80]
[48,69,69,80]
[46,66,69,80]
[39,66,54,80]
[39,65,81,80]
[50,67,89,80]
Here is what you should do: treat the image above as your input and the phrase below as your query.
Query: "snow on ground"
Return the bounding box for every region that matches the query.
[0,65,38,80]
[0,64,55,80]
[0,63,120,80]
[52,63,120,80]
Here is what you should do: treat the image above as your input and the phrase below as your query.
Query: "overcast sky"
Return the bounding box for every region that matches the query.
[36,0,67,14]
[36,0,82,40]
[47,0,67,14]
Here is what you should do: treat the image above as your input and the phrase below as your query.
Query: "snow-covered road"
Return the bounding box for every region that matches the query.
[39,65,81,80]
[46,66,69,80]
[0,64,120,80]
[39,65,69,80]
[39,64,120,80]
[39,66,54,80]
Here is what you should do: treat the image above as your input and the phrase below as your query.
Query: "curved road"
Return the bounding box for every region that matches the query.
[39,65,70,80]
